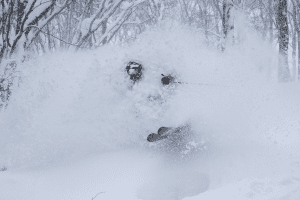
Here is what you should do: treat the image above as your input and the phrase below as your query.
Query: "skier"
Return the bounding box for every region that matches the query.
[125,61,175,86]
[125,61,184,142]
[125,61,143,83]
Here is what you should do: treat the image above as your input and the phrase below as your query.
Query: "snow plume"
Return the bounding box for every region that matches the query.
[0,22,300,200]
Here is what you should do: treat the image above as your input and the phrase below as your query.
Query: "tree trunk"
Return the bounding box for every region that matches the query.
[277,0,291,82]
[203,1,209,40]
[101,18,108,45]
[88,0,94,48]
[298,32,300,81]
[295,0,300,81]
[260,6,267,40]
[222,0,234,51]
[268,0,273,43]
[292,3,297,80]
[222,0,233,37]
[46,23,52,52]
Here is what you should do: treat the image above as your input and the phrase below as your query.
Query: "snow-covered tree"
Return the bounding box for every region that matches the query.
[0,0,73,63]
[71,0,146,50]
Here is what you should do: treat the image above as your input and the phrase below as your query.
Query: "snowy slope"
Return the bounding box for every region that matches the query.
[185,177,300,200]
[1,21,300,200]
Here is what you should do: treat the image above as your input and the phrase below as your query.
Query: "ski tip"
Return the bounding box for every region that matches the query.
[157,127,171,135]
[147,133,158,142]
[147,133,168,142]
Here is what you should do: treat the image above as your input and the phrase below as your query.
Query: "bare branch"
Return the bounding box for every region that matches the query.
[27,25,85,48]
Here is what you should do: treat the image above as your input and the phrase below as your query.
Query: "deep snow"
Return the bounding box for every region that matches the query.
[1,20,300,200]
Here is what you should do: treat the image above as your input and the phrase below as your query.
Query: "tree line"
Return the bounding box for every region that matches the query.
[0,0,299,107]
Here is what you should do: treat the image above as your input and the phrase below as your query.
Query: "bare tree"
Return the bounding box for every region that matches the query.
[290,0,297,80]
[221,0,234,50]
[277,0,291,82]
[222,0,233,38]
[71,0,145,50]
[268,0,274,43]
[291,0,300,80]
[0,0,73,63]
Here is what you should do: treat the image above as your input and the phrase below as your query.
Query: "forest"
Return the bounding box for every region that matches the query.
[0,0,299,73]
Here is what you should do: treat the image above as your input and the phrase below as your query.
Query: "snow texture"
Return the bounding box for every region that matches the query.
[0,19,300,200]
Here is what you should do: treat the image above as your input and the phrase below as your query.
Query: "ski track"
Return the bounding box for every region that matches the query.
[1,21,300,200]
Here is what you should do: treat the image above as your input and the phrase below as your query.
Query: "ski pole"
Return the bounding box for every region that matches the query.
[161,74,229,87]
[174,81,229,87]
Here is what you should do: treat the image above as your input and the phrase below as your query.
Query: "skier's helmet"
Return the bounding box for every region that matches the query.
[126,61,143,83]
